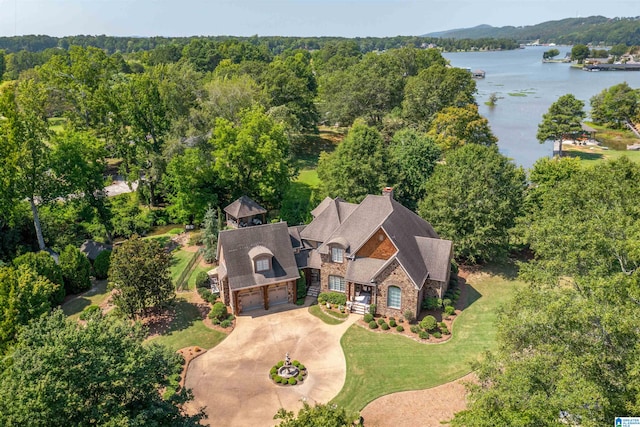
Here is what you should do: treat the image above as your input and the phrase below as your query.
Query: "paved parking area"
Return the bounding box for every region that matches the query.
[184,304,357,426]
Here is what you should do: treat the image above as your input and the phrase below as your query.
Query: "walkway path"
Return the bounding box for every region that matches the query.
[184,303,358,426]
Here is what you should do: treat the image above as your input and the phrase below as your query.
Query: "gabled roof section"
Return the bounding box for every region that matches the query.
[315,194,451,289]
[300,197,358,243]
[217,222,299,291]
[224,195,267,219]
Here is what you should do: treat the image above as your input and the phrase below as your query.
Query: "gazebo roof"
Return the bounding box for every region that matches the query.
[224,196,267,219]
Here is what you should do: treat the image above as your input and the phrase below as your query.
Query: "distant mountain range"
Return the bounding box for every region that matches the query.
[424,16,640,45]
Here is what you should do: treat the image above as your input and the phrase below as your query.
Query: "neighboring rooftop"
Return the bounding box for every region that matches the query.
[224,195,267,220]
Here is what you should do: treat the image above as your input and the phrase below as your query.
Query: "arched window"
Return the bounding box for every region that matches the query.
[387,286,401,309]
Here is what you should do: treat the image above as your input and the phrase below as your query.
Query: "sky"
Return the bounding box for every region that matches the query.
[0,0,638,38]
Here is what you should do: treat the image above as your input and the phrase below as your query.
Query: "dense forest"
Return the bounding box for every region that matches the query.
[427,15,640,45]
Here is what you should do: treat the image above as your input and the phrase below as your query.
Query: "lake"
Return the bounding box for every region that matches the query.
[443,46,640,169]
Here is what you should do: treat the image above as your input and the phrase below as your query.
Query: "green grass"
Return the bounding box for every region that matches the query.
[146,293,227,352]
[564,146,640,164]
[309,304,347,325]
[62,280,110,320]
[331,267,524,413]
[169,249,195,285]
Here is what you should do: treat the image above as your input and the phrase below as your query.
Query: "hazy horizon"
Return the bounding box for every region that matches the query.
[0,0,637,38]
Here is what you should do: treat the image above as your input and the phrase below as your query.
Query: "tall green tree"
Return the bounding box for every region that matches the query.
[0,80,53,250]
[274,402,357,427]
[109,236,175,319]
[12,251,65,304]
[201,207,219,264]
[211,106,294,208]
[402,64,477,129]
[537,93,585,157]
[571,44,591,63]
[426,104,497,151]
[317,121,388,203]
[418,144,526,263]
[388,129,441,211]
[0,310,204,426]
[452,158,640,426]
[0,265,59,353]
[590,82,640,129]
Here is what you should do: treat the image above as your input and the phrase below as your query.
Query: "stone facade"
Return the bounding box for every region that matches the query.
[319,252,348,294]
[374,260,420,318]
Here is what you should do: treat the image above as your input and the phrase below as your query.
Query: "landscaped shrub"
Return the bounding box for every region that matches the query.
[59,245,92,294]
[195,271,210,288]
[442,298,452,308]
[363,313,373,323]
[440,325,450,335]
[369,320,378,329]
[389,319,397,328]
[288,378,297,385]
[403,309,415,323]
[377,318,386,326]
[433,332,442,339]
[369,304,377,316]
[93,250,111,280]
[410,325,420,334]
[220,319,232,328]
[209,302,228,321]
[210,317,220,325]
[79,305,101,320]
[277,361,284,368]
[270,367,278,375]
[292,360,300,367]
[439,321,447,328]
[317,292,347,306]
[298,364,305,370]
[381,322,390,330]
[274,375,282,383]
[422,296,440,310]
[297,375,304,382]
[396,325,404,332]
[418,331,429,339]
[420,315,437,331]
[198,287,217,304]
[444,305,456,316]
[226,313,235,321]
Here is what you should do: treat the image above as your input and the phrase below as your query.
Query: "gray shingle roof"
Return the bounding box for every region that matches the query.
[218,222,299,291]
[224,196,267,219]
[345,257,388,284]
[310,195,451,289]
[300,197,358,243]
[79,240,112,261]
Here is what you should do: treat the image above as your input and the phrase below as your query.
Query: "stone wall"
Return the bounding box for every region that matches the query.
[319,253,348,294]
[374,260,420,318]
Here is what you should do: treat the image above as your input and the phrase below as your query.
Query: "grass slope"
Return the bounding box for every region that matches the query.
[331,269,523,413]
[62,280,110,319]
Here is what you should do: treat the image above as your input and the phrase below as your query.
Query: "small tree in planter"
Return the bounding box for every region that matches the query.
[369,304,377,316]
[403,309,415,324]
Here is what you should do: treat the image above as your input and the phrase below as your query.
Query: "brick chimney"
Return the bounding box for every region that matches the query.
[382,187,394,198]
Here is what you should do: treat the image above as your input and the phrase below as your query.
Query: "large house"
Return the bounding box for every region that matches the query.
[213,190,453,317]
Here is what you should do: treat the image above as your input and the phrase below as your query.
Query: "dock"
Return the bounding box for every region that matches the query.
[583,63,640,72]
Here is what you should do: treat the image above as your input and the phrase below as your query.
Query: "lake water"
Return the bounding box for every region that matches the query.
[443,46,640,169]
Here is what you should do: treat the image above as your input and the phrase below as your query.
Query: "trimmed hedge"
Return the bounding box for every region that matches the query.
[363,313,373,323]
[369,321,378,329]
[195,271,210,288]
[396,325,404,332]
[317,292,347,306]
[420,315,437,331]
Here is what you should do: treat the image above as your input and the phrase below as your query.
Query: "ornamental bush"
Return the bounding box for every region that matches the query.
[288,378,297,385]
[209,302,228,321]
[277,361,284,368]
[298,364,305,370]
[420,315,437,331]
[363,313,373,323]
[318,292,347,306]
[270,367,278,375]
[389,319,397,328]
[442,298,452,308]
[377,318,386,326]
[220,319,232,328]
[440,325,450,335]
[93,250,111,280]
[369,304,377,316]
[369,321,378,329]
[419,331,429,339]
[396,325,404,332]
[410,325,420,334]
[381,322,390,330]
[195,271,210,288]
[297,375,304,382]
[433,332,442,339]
[404,309,415,324]
[444,305,456,316]
[79,305,101,320]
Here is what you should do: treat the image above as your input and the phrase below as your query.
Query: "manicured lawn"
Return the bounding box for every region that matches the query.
[564,145,640,164]
[170,249,196,286]
[146,292,227,352]
[308,304,347,325]
[331,268,524,413]
[62,280,110,320]
[186,262,212,290]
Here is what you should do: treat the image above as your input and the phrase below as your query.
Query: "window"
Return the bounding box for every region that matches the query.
[331,247,344,263]
[255,258,270,272]
[328,275,346,292]
[387,286,401,309]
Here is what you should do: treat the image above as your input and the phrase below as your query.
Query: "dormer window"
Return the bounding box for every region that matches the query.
[255,257,270,272]
[331,246,344,263]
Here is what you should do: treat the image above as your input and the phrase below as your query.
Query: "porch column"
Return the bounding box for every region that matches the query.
[347,282,352,301]
[232,291,239,315]
[263,285,269,310]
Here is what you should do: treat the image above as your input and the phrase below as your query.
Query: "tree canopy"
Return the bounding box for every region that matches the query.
[418,144,526,263]
[0,309,204,426]
[536,93,585,157]
[590,82,640,129]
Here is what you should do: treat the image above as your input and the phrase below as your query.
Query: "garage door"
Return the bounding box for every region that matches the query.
[239,289,264,312]
[268,284,289,306]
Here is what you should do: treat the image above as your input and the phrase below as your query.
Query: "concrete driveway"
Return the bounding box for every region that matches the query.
[184,303,358,426]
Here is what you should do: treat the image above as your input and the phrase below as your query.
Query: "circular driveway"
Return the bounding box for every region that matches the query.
[184,304,358,426]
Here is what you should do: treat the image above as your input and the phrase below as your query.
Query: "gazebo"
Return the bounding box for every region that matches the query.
[223,196,267,228]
